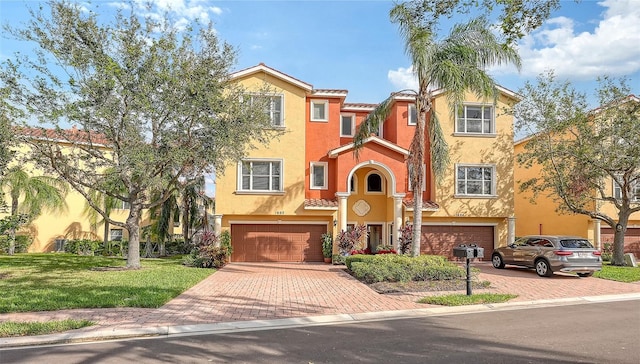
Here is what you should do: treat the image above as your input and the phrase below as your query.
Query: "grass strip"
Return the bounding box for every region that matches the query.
[0,319,94,338]
[594,264,640,283]
[418,293,517,306]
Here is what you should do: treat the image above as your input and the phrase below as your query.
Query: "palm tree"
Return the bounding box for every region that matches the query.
[0,165,68,254]
[355,5,521,256]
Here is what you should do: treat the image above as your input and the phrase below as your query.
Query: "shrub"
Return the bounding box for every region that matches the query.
[336,224,367,255]
[165,238,191,255]
[0,235,32,254]
[332,254,346,265]
[347,254,466,283]
[321,233,333,258]
[183,231,232,269]
[64,239,101,255]
[601,242,613,262]
[398,224,413,254]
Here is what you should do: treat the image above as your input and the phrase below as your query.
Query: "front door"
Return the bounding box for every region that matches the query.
[367,224,383,253]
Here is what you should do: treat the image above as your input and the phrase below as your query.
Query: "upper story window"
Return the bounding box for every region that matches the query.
[613,175,640,200]
[456,104,494,135]
[114,201,131,210]
[238,159,283,192]
[251,94,283,127]
[408,104,417,125]
[311,100,329,122]
[341,114,355,137]
[350,175,357,193]
[456,164,496,197]
[366,172,384,193]
[310,162,328,190]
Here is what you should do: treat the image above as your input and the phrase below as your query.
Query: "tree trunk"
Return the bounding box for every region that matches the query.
[8,227,15,255]
[125,203,142,269]
[611,212,630,266]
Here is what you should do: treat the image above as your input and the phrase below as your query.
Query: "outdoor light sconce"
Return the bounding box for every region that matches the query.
[333,219,337,226]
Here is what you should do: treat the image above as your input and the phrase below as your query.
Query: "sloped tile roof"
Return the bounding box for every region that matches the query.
[403,199,440,211]
[15,126,109,145]
[304,198,338,209]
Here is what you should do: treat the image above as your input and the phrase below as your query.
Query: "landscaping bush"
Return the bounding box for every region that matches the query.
[64,239,101,255]
[0,235,32,254]
[183,231,232,269]
[601,242,613,262]
[347,254,466,283]
[164,238,191,255]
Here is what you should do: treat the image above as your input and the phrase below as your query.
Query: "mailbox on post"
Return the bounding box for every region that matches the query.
[453,244,484,259]
[453,244,483,296]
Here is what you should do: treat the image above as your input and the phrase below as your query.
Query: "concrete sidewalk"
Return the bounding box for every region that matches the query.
[1,262,639,348]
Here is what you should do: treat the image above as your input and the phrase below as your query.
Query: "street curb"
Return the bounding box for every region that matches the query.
[2,293,640,349]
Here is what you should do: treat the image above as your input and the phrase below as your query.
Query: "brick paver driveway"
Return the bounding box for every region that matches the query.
[1,262,638,333]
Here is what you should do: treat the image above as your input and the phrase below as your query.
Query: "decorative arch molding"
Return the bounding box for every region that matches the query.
[346,160,398,197]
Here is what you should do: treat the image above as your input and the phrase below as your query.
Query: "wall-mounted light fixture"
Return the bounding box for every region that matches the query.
[333,219,337,226]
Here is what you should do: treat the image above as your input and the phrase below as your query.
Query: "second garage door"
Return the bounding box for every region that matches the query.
[420,225,494,260]
[231,224,326,262]
[600,227,640,258]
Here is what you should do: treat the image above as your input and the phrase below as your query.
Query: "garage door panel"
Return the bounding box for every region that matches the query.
[600,227,640,258]
[231,224,325,262]
[420,225,494,260]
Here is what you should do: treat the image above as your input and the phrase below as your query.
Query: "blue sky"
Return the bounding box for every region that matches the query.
[1,0,639,105]
[1,0,639,197]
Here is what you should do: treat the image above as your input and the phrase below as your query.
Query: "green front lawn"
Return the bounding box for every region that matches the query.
[0,319,94,337]
[0,254,213,313]
[594,263,640,282]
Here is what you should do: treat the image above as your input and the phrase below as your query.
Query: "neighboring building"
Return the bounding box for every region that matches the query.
[513,95,640,257]
[0,128,185,252]
[214,63,520,262]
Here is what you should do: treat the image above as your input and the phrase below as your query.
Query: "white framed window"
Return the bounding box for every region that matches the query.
[340,113,355,137]
[110,229,123,241]
[456,164,496,196]
[114,201,131,210]
[237,159,283,192]
[408,104,417,125]
[250,94,284,127]
[613,175,640,200]
[407,164,426,191]
[311,100,329,122]
[310,162,328,190]
[366,171,384,194]
[456,104,494,135]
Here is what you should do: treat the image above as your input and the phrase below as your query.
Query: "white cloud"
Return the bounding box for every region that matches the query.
[514,0,640,79]
[388,66,417,91]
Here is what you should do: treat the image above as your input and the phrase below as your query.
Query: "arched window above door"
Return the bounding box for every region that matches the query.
[366,172,383,193]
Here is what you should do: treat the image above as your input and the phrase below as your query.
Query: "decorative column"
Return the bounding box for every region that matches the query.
[213,214,223,236]
[336,193,349,233]
[507,216,516,246]
[593,219,602,250]
[393,194,405,251]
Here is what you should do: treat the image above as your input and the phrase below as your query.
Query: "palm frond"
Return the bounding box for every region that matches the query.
[353,95,394,160]
[428,112,449,180]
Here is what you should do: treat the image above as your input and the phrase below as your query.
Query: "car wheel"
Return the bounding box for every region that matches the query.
[535,259,553,277]
[492,253,505,269]
[577,272,593,278]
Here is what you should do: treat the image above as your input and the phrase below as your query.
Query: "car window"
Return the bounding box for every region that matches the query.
[560,239,593,249]
[514,238,528,246]
[536,239,554,248]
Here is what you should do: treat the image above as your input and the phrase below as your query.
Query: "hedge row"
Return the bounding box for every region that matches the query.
[346,254,466,283]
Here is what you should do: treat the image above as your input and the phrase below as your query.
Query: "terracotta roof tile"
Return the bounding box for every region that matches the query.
[304,199,338,208]
[15,126,109,145]
[402,199,440,210]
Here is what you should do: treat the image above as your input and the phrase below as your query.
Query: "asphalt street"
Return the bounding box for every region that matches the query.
[1,300,639,364]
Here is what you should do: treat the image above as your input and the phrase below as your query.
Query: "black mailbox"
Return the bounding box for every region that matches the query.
[453,244,484,259]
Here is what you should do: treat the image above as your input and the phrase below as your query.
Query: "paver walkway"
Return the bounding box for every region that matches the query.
[1,262,639,335]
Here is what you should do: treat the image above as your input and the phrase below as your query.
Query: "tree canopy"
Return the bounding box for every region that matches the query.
[1,1,277,268]
[514,71,640,266]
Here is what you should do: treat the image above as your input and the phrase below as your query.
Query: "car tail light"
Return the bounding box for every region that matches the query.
[592,251,602,256]
[554,250,573,256]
